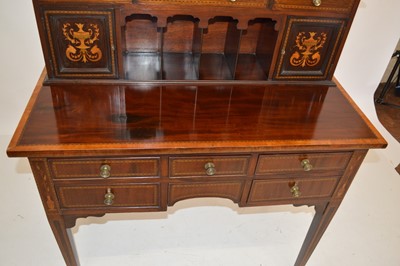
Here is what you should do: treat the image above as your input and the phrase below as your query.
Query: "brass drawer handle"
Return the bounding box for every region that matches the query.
[100,164,111,178]
[301,159,313,171]
[289,182,301,198]
[312,0,322,7]
[204,162,216,176]
[104,188,115,205]
[229,0,237,2]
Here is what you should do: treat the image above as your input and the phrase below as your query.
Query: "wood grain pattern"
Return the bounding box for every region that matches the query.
[168,181,245,205]
[50,158,159,178]
[247,177,338,203]
[256,152,352,175]
[7,80,386,157]
[57,184,160,208]
[170,156,250,177]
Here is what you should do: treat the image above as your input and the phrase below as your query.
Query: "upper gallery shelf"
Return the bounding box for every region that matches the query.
[34,0,358,83]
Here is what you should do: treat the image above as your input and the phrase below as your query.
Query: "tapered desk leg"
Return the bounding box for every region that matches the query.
[47,214,79,266]
[29,158,80,266]
[294,203,338,266]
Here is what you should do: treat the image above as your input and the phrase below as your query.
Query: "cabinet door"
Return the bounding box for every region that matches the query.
[274,17,345,80]
[43,9,118,78]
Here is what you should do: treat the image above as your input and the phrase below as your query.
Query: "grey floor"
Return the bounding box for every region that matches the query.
[1,0,400,265]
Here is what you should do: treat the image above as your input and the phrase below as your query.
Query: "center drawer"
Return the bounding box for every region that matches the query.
[169,155,250,178]
[49,158,160,179]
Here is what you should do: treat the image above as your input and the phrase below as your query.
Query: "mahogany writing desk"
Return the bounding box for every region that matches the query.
[8,0,387,264]
[7,71,386,265]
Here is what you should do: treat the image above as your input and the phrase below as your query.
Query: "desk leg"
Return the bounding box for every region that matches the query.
[29,158,79,266]
[294,150,368,265]
[47,214,80,266]
[294,203,337,266]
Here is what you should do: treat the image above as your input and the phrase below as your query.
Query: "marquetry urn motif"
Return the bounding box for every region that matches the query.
[62,23,103,63]
[290,32,327,68]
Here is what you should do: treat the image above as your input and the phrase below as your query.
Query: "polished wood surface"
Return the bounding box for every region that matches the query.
[49,157,160,179]
[9,81,385,157]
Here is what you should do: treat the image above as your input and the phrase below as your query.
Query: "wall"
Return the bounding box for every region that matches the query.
[335,0,400,166]
[0,0,44,136]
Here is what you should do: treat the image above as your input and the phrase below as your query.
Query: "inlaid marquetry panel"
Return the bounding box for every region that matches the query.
[43,9,118,78]
[274,17,345,80]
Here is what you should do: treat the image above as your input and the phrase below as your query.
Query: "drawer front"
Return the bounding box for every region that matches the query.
[256,152,352,175]
[248,177,337,203]
[57,184,160,208]
[42,8,118,78]
[274,17,346,80]
[170,156,250,178]
[168,181,244,205]
[136,0,268,8]
[50,158,159,179]
[271,0,356,13]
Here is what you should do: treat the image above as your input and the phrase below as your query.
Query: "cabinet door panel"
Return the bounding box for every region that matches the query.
[43,9,117,78]
[274,17,345,80]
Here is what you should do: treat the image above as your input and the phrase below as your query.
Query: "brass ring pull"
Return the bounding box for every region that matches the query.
[100,164,111,178]
[289,182,301,198]
[301,159,313,171]
[104,188,115,205]
[204,162,216,176]
[229,0,237,2]
[312,0,322,7]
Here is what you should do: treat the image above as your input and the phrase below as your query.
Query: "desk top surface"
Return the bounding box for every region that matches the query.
[8,74,386,157]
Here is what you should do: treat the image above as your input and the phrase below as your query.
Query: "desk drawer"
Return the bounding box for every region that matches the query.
[137,0,268,8]
[271,0,356,13]
[50,158,159,179]
[57,184,160,208]
[256,152,351,175]
[248,177,337,203]
[170,156,250,178]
